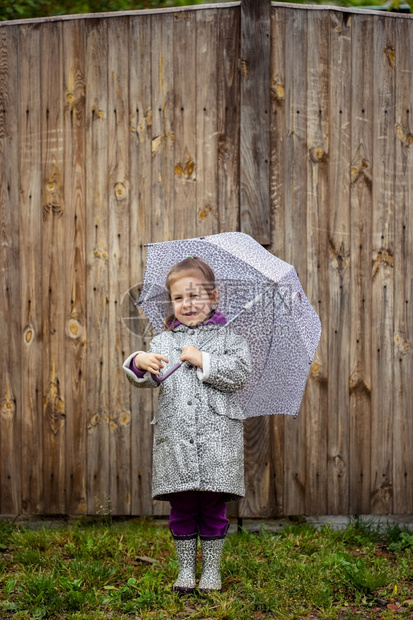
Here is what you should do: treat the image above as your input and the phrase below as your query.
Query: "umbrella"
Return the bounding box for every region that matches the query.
[136,232,321,418]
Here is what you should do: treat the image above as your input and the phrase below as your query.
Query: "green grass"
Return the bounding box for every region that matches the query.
[0,517,412,619]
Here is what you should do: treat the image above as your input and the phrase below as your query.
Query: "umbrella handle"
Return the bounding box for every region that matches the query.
[150,361,183,384]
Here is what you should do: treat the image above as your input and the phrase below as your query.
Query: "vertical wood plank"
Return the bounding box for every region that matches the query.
[217,6,240,234]
[239,1,273,517]
[151,12,174,245]
[151,11,175,515]
[107,17,131,516]
[305,9,329,516]
[349,14,373,514]
[19,24,44,515]
[269,5,287,516]
[283,7,308,516]
[173,10,197,240]
[0,26,21,514]
[41,22,66,513]
[370,15,396,514]
[63,19,87,515]
[393,17,412,514]
[85,18,110,514]
[240,0,271,244]
[196,9,219,237]
[327,10,351,514]
[270,6,286,262]
[241,416,277,518]
[129,14,154,516]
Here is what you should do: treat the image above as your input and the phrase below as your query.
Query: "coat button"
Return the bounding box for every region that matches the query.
[189,439,194,444]
[187,400,192,405]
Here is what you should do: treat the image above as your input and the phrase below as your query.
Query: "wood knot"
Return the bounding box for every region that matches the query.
[89,413,101,428]
[371,480,393,506]
[92,106,105,120]
[198,204,216,221]
[136,108,152,135]
[44,366,65,435]
[310,145,327,164]
[174,11,191,21]
[1,398,15,419]
[351,144,372,187]
[311,361,320,374]
[394,332,411,356]
[24,326,34,345]
[384,46,395,68]
[66,81,86,123]
[349,375,371,397]
[350,159,370,184]
[93,247,108,261]
[372,248,393,277]
[151,132,174,155]
[396,122,413,147]
[329,239,349,272]
[68,318,81,338]
[218,134,231,158]
[271,79,285,102]
[114,182,127,200]
[119,411,131,426]
[334,454,346,477]
[1,375,15,419]
[174,151,196,180]
[310,360,327,387]
[43,161,64,219]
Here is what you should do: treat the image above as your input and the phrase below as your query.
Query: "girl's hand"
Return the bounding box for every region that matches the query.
[180,345,203,369]
[134,352,169,375]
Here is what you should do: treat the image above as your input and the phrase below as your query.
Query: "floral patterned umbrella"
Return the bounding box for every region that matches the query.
[136,232,321,418]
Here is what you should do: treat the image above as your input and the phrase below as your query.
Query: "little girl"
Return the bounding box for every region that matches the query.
[123,257,251,593]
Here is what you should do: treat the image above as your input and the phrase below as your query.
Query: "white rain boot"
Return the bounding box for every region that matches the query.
[172,536,197,594]
[198,537,225,591]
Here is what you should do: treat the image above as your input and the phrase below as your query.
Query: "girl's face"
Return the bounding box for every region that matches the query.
[169,274,218,327]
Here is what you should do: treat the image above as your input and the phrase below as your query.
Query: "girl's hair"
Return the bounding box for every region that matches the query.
[164,257,216,330]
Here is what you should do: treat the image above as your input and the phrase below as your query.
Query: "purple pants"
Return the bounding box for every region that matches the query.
[168,491,230,540]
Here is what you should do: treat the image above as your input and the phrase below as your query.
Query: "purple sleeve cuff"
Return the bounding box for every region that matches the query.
[131,356,146,378]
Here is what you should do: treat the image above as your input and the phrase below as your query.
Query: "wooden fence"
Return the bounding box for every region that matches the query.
[0,0,412,517]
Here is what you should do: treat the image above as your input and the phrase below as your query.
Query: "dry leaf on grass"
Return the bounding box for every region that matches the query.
[135,555,157,564]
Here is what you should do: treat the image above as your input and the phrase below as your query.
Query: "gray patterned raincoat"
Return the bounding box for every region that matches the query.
[123,315,251,501]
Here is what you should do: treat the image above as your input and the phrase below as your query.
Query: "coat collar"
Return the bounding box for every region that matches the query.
[170,310,227,332]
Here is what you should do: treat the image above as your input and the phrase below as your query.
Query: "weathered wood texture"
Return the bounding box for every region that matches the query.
[240,0,271,244]
[41,21,66,514]
[0,27,21,515]
[63,19,87,515]
[19,25,44,515]
[0,3,412,516]
[349,14,374,515]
